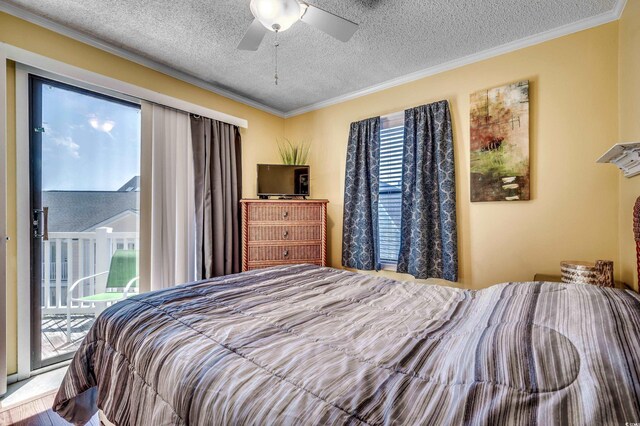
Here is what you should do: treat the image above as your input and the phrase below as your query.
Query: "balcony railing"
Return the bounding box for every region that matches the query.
[41,227,138,314]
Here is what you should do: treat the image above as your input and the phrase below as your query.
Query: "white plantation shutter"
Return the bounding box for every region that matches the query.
[378,123,404,264]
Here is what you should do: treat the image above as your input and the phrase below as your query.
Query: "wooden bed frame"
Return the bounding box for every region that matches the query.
[634,196,640,282]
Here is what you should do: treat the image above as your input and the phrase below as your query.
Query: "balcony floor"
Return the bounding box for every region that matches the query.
[41,314,94,361]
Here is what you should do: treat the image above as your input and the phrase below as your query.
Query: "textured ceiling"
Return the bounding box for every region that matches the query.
[3,0,619,113]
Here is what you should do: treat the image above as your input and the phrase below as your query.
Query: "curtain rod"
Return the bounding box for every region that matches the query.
[375,100,450,126]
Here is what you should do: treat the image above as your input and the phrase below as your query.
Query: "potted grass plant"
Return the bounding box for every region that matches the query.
[277,138,310,165]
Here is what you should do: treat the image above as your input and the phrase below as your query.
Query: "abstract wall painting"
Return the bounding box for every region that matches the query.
[470,80,530,202]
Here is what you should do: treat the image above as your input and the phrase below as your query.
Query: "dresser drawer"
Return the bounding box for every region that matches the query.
[241,199,328,272]
[248,203,322,222]
[248,243,322,262]
[246,260,323,271]
[248,224,322,242]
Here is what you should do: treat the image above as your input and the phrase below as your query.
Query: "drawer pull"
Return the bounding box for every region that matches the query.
[283,211,289,218]
[283,230,289,239]
[283,249,289,258]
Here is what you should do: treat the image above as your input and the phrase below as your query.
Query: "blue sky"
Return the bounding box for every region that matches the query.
[41,83,141,191]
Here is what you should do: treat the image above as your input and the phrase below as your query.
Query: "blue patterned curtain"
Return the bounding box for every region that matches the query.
[342,117,381,271]
[397,100,458,281]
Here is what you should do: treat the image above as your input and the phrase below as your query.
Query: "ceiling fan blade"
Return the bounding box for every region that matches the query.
[300,4,358,42]
[237,19,268,51]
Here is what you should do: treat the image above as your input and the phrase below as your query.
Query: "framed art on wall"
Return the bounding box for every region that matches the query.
[470,80,530,202]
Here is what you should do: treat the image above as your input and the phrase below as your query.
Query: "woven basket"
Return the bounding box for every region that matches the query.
[560,260,614,287]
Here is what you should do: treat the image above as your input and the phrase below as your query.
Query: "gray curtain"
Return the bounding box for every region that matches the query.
[190,116,242,279]
[397,100,458,281]
[146,102,196,290]
[342,117,380,271]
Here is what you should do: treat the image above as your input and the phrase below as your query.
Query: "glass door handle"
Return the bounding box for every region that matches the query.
[33,207,48,240]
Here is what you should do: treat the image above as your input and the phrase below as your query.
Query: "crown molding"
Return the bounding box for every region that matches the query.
[0,1,287,118]
[0,0,628,119]
[613,0,628,18]
[283,0,628,118]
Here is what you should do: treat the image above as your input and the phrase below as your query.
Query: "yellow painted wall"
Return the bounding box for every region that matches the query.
[1,12,285,375]
[285,23,621,290]
[1,8,633,378]
[617,0,640,291]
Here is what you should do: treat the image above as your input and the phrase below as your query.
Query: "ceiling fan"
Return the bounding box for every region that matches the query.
[238,0,359,51]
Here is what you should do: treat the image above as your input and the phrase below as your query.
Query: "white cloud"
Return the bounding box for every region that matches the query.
[52,136,81,159]
[42,122,80,159]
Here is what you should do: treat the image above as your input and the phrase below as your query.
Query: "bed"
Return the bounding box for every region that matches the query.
[54,264,640,425]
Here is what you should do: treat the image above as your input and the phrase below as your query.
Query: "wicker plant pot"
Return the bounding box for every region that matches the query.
[560,260,614,287]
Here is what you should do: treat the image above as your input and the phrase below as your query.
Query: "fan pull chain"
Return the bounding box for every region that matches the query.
[274,29,279,85]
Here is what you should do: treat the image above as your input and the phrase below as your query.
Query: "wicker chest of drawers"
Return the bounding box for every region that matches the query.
[241,199,328,271]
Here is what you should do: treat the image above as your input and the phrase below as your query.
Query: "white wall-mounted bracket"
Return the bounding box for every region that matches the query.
[597,142,640,178]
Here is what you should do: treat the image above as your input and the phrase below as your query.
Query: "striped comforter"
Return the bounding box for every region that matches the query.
[54,264,640,425]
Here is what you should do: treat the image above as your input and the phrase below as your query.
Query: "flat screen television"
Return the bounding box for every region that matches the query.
[257,164,310,198]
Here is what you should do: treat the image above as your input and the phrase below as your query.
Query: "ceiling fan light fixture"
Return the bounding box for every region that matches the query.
[250,0,302,32]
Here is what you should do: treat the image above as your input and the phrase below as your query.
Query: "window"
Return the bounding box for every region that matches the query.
[29,75,141,368]
[378,116,404,265]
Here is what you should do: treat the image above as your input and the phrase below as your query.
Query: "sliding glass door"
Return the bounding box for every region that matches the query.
[29,75,141,369]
